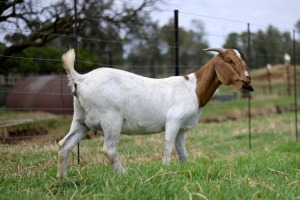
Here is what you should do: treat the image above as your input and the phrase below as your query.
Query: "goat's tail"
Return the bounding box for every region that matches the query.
[62,49,77,76]
[62,49,82,95]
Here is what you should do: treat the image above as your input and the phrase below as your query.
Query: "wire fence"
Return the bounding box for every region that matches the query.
[0,1,299,165]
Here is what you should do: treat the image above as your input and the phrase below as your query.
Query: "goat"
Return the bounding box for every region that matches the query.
[57,48,253,178]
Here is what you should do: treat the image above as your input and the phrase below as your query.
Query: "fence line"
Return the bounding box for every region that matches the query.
[0,26,296,50]
[0,107,73,111]
[4,99,291,111]
[0,28,176,50]
[1,53,296,68]
[0,1,299,161]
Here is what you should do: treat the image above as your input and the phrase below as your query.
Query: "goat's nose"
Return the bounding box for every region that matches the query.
[246,75,251,80]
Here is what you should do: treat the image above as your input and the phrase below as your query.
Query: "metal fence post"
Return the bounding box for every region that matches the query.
[293,30,298,141]
[174,10,179,76]
[247,23,252,149]
[74,0,80,165]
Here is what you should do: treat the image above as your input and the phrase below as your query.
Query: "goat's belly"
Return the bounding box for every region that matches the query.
[84,116,102,131]
[121,120,165,135]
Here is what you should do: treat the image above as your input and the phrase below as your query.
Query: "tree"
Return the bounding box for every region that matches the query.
[294,20,300,64]
[222,24,297,68]
[295,19,300,34]
[0,0,160,75]
[223,33,241,51]
[126,19,211,77]
[0,0,77,72]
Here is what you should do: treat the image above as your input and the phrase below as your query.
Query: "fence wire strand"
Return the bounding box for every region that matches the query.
[0,1,299,163]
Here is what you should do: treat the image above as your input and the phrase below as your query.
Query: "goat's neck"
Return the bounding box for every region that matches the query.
[195,57,221,108]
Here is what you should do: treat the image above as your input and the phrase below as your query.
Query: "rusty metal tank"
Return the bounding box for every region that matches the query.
[5,75,73,114]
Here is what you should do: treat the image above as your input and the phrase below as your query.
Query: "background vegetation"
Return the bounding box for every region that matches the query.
[1,0,300,77]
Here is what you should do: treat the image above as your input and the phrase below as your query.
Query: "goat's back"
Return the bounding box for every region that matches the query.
[75,68,200,134]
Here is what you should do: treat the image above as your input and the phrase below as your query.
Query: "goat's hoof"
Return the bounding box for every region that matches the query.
[179,158,188,163]
[116,168,127,174]
[56,172,67,178]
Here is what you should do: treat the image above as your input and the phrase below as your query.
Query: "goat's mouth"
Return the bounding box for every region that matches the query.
[242,81,254,92]
[242,85,254,91]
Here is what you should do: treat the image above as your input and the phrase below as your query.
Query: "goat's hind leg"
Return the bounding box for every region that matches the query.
[57,120,87,178]
[101,115,125,173]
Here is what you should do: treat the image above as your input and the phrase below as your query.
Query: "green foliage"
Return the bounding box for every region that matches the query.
[22,47,64,74]
[223,25,300,69]
[223,32,241,51]
[126,19,211,76]
[0,0,158,75]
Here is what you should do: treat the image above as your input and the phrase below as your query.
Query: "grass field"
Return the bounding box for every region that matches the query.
[0,65,299,199]
[1,112,299,199]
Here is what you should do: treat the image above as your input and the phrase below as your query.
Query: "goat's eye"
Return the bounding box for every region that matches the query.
[227,59,234,64]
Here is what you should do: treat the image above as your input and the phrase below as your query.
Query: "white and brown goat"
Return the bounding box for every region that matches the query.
[57,48,253,177]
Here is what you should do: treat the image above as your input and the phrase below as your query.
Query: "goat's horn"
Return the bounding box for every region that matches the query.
[203,48,226,54]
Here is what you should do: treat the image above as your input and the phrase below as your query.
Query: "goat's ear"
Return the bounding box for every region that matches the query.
[215,61,242,90]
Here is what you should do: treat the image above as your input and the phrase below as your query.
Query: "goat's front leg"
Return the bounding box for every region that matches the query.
[57,120,87,178]
[163,123,180,164]
[175,131,188,163]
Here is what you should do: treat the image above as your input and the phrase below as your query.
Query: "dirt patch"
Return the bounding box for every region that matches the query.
[250,64,287,83]
[0,121,50,144]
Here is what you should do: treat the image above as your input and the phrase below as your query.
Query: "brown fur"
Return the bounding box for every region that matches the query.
[195,57,221,107]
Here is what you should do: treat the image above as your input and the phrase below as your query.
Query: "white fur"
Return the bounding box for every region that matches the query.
[57,50,204,177]
[79,69,201,134]
[244,71,250,77]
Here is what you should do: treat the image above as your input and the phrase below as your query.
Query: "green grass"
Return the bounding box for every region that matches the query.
[0,65,299,199]
[1,112,299,199]
[202,94,295,120]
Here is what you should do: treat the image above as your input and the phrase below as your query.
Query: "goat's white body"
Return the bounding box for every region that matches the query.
[77,68,203,135]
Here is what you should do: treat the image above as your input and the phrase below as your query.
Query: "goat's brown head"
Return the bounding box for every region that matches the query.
[204,48,254,92]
